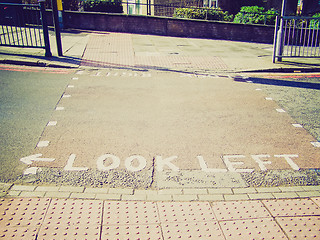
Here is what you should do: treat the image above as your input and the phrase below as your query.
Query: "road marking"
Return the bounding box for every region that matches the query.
[265,97,273,101]
[276,109,286,113]
[64,154,88,171]
[197,156,227,172]
[20,154,55,165]
[274,154,299,170]
[37,141,50,148]
[67,85,75,88]
[62,94,71,98]
[97,154,120,171]
[47,121,57,126]
[59,153,301,172]
[256,88,262,91]
[292,123,303,128]
[72,77,79,80]
[251,155,271,171]
[55,106,64,111]
[24,167,40,175]
[311,142,320,147]
[222,155,254,173]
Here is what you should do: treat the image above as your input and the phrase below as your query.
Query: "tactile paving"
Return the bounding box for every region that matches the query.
[103,201,159,225]
[101,224,162,240]
[43,199,103,226]
[0,226,38,239]
[276,216,320,239]
[157,202,216,223]
[162,221,225,239]
[211,200,271,221]
[37,225,101,240]
[0,198,50,227]
[220,218,287,240]
[262,199,320,217]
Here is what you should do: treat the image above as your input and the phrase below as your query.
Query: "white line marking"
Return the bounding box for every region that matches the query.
[292,123,303,128]
[265,97,273,100]
[276,109,286,113]
[72,77,79,80]
[311,142,320,147]
[274,154,299,170]
[64,154,88,171]
[24,167,40,175]
[68,85,74,88]
[62,94,71,98]
[256,88,262,91]
[55,106,64,111]
[20,153,55,164]
[47,121,57,126]
[37,141,50,148]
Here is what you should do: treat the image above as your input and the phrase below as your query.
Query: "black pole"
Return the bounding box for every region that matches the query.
[39,0,52,57]
[51,0,63,56]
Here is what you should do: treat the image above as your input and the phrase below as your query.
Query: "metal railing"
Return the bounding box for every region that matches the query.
[0,2,51,56]
[273,16,320,62]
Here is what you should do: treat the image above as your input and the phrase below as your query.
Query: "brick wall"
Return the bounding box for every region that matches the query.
[61,11,275,44]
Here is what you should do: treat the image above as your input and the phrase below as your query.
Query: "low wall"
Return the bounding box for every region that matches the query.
[59,11,275,44]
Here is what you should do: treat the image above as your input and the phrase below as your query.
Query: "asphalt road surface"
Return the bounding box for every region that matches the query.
[0,65,72,181]
[1,66,320,188]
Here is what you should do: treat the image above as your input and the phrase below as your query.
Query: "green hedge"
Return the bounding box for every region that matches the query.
[173,8,233,22]
[233,6,278,25]
[83,0,123,13]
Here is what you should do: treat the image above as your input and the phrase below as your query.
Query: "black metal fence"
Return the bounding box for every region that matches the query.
[273,16,320,62]
[0,2,51,56]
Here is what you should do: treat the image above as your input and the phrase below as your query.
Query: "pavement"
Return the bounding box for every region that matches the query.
[1,29,320,239]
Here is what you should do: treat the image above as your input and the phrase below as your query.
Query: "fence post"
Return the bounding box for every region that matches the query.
[39,0,52,57]
[51,0,63,56]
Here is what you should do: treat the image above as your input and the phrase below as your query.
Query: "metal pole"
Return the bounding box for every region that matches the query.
[39,0,52,57]
[51,0,63,56]
[277,0,287,62]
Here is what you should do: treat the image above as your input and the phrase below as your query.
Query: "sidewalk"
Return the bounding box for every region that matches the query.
[1,183,320,239]
[1,29,320,72]
[1,30,320,239]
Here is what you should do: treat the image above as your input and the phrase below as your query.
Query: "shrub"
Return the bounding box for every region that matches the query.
[173,7,233,22]
[233,6,265,24]
[83,0,123,13]
[310,13,320,29]
[233,6,278,25]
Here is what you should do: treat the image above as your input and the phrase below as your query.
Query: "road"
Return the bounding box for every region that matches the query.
[0,65,320,189]
[0,65,72,181]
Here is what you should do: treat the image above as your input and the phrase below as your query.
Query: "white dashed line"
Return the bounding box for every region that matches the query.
[47,121,57,126]
[276,109,286,113]
[62,94,71,98]
[37,141,50,148]
[68,85,75,88]
[55,106,65,111]
[256,88,262,91]
[292,123,303,128]
[265,97,273,101]
[72,77,79,80]
[311,142,320,147]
